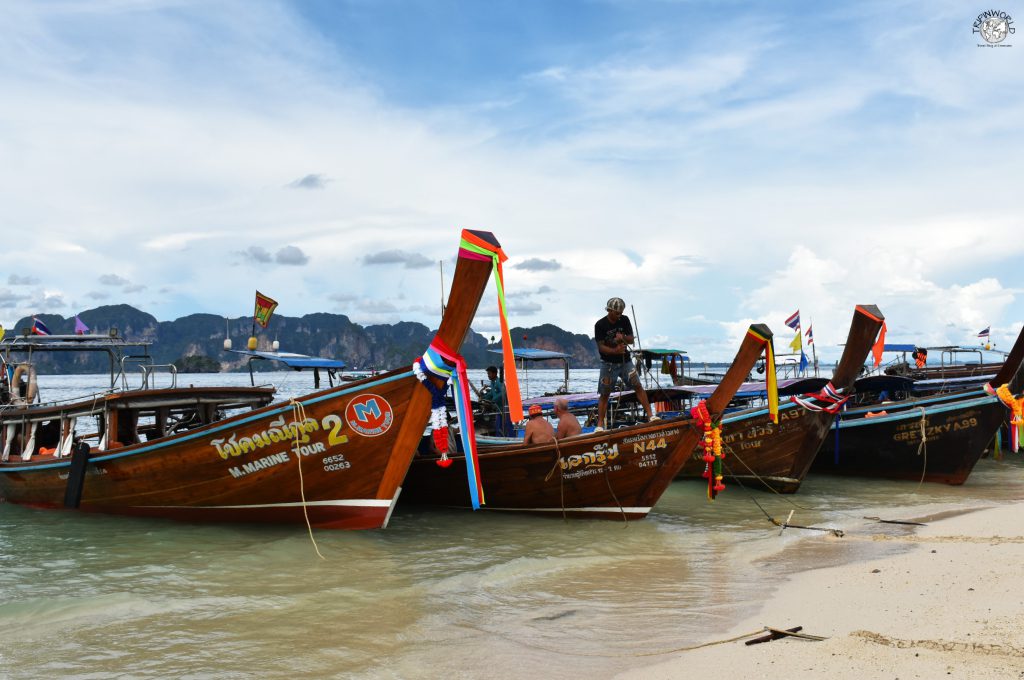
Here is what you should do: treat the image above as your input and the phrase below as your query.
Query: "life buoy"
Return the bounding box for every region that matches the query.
[26,365,38,403]
[9,364,39,405]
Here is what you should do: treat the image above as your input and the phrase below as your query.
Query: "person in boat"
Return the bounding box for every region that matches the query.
[523,403,555,446]
[594,297,658,431]
[473,365,513,436]
[553,397,582,439]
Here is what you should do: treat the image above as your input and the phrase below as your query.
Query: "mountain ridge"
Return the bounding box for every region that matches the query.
[8,306,602,373]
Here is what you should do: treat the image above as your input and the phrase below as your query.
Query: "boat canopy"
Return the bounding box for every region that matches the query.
[1,333,155,390]
[637,348,689,360]
[487,348,570,361]
[854,375,915,393]
[488,347,570,395]
[229,349,345,389]
[883,343,917,352]
[229,349,346,370]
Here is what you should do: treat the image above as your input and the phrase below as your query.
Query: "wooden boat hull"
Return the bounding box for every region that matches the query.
[813,393,1003,485]
[674,304,886,494]
[0,228,504,530]
[402,418,693,520]
[401,323,776,519]
[0,372,429,529]
[677,402,830,493]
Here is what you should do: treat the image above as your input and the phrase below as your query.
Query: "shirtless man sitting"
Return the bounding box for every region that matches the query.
[553,397,581,439]
[523,404,555,446]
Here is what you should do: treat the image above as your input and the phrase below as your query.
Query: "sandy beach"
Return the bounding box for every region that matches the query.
[620,502,1024,679]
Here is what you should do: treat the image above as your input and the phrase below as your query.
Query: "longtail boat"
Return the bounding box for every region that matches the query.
[399,324,775,520]
[0,229,503,529]
[674,305,885,493]
[812,322,1024,485]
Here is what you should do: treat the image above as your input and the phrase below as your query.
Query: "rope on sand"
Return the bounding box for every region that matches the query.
[460,624,820,658]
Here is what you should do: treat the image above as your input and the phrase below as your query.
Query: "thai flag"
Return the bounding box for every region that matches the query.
[978,327,990,338]
[784,310,800,330]
[805,324,814,345]
[31,317,51,336]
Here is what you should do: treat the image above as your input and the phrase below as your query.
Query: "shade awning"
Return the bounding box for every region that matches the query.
[488,347,571,360]
[229,349,346,370]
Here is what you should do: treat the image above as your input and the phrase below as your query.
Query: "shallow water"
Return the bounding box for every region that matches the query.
[2,370,1022,678]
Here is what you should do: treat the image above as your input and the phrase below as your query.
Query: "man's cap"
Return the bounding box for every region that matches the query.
[528,404,543,417]
[606,297,625,312]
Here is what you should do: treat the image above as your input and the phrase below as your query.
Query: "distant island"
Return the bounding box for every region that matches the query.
[10,305,603,374]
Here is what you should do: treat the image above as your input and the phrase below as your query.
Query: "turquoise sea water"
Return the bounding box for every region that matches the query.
[2,370,1022,679]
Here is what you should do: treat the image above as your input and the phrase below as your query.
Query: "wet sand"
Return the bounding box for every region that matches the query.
[619,502,1024,679]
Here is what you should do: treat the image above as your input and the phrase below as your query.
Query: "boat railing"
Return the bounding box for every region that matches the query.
[118,354,156,391]
[139,364,179,390]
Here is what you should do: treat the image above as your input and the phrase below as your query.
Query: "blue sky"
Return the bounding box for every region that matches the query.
[1,0,1021,361]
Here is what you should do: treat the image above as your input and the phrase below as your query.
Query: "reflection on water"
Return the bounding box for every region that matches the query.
[1,371,1022,678]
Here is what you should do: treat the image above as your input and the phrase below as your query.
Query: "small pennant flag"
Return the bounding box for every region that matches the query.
[872,321,887,368]
[978,326,990,338]
[74,315,89,335]
[31,317,51,336]
[789,331,802,352]
[784,310,800,330]
[254,291,278,328]
[805,324,813,345]
[0,324,4,341]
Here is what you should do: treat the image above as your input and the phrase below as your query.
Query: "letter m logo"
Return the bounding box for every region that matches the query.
[353,398,381,423]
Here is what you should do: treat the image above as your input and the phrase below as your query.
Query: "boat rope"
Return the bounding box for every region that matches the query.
[289,399,325,560]
[915,407,928,490]
[543,437,568,522]
[458,623,813,658]
[720,443,843,536]
[603,463,628,525]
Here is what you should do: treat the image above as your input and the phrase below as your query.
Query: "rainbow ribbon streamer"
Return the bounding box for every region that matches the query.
[790,381,849,414]
[418,338,485,508]
[458,231,523,422]
[747,326,779,424]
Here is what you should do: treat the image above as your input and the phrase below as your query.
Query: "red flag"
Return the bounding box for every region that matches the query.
[872,321,887,367]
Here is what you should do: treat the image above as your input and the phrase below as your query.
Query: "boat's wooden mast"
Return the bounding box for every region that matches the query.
[377,229,502,496]
[831,305,885,390]
[639,324,771,502]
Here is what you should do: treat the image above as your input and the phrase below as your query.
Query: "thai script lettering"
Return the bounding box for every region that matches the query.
[210,414,324,460]
[560,442,619,471]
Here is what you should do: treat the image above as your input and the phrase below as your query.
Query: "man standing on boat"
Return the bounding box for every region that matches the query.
[594,297,658,431]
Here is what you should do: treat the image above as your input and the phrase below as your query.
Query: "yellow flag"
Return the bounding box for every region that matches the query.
[789,331,802,352]
[0,324,4,341]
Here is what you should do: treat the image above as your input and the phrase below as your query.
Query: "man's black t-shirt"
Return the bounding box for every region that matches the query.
[594,315,633,364]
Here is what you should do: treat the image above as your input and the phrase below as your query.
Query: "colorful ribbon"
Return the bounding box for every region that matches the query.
[790,381,850,414]
[458,231,523,423]
[747,327,779,424]
[987,382,1023,453]
[414,338,485,509]
[691,400,725,500]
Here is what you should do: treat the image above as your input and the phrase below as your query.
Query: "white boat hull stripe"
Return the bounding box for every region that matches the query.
[482,506,651,514]
[137,499,393,510]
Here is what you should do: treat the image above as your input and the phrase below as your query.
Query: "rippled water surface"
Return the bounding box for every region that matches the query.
[2,371,1022,679]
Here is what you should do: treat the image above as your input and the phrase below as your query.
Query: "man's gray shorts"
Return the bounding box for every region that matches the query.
[598,361,639,397]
